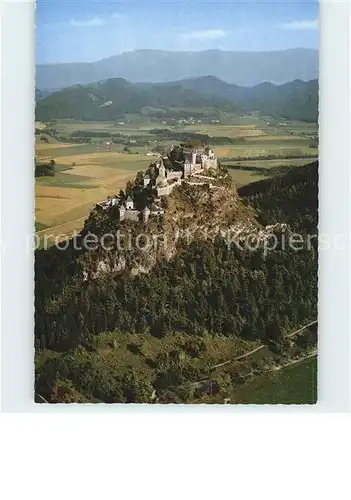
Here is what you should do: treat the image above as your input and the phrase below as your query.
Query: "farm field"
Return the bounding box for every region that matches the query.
[49,119,161,137]
[224,157,317,186]
[35,117,318,242]
[35,140,152,242]
[223,157,316,167]
[42,115,318,142]
[215,143,317,159]
[225,169,267,187]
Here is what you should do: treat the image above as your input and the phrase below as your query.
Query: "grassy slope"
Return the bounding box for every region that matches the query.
[197,355,317,405]
[35,331,259,402]
[230,356,317,404]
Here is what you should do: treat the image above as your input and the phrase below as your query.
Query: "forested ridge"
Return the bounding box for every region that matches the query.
[35,76,318,122]
[35,162,318,403]
[238,161,318,232]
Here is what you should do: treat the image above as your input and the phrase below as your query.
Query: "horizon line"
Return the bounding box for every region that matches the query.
[37,46,318,66]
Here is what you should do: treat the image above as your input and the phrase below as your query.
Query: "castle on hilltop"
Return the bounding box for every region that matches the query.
[153,146,218,197]
[97,145,219,222]
[183,147,217,176]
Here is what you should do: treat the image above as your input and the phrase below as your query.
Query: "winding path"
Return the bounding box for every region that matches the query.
[210,320,317,370]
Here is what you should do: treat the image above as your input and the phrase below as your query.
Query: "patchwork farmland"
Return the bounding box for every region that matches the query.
[35,141,152,243]
[35,116,317,241]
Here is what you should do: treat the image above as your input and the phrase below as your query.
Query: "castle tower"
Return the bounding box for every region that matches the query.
[126,196,134,210]
[192,152,197,167]
[184,159,192,177]
[142,206,151,223]
[156,159,167,186]
[159,158,166,178]
[143,173,151,188]
[118,205,126,221]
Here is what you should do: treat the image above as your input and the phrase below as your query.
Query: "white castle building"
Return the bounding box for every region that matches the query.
[155,158,183,197]
[97,194,151,223]
[97,145,219,221]
[154,147,218,197]
[183,147,217,176]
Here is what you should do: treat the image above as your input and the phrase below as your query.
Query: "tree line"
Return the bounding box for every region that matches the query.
[35,159,56,177]
[149,128,246,145]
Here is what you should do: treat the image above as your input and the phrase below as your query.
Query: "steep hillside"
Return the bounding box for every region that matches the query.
[36,48,318,89]
[35,161,317,353]
[239,161,318,231]
[35,88,52,101]
[35,161,318,403]
[35,77,237,121]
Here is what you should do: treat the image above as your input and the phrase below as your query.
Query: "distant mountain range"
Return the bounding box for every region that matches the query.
[35,76,318,123]
[36,48,318,89]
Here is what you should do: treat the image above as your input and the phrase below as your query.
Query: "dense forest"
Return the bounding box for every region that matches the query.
[238,161,318,232]
[35,162,318,403]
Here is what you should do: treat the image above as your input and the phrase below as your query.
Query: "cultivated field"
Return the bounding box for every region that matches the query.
[36,141,152,242]
[35,116,318,241]
[224,157,317,186]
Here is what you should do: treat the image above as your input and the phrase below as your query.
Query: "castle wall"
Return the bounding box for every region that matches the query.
[157,178,182,197]
[124,210,140,222]
[167,171,183,181]
[203,158,218,170]
[119,206,126,221]
[157,185,170,197]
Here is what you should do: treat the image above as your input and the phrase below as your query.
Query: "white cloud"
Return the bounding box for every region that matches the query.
[180,29,226,41]
[70,13,123,28]
[283,19,319,30]
[70,17,105,28]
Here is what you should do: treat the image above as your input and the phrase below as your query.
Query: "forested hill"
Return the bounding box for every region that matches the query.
[35,162,318,358]
[35,78,238,122]
[239,161,318,232]
[172,77,318,122]
[35,77,318,122]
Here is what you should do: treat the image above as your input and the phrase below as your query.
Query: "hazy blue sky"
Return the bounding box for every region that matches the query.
[36,0,319,64]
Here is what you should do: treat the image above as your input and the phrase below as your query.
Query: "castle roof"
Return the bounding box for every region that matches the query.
[143,206,151,213]
[126,195,133,202]
[144,173,150,179]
